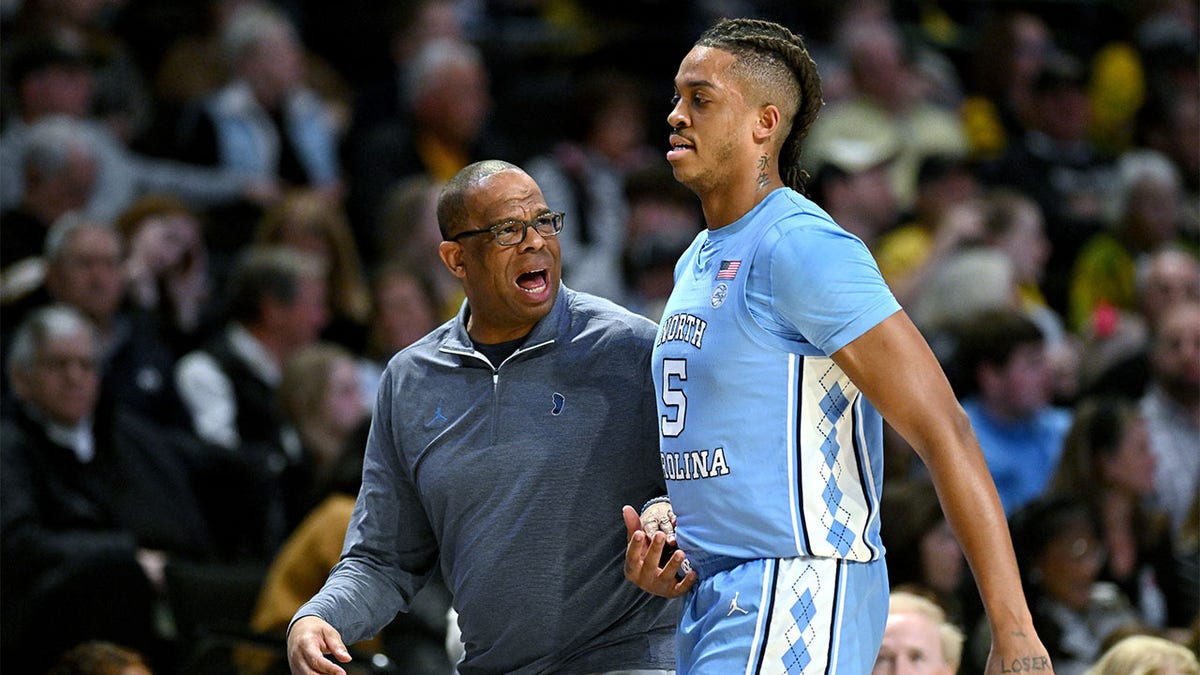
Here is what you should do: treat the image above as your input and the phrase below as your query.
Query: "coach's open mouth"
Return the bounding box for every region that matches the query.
[517,269,548,294]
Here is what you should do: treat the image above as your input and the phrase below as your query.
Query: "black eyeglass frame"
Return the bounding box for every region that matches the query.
[447,211,565,246]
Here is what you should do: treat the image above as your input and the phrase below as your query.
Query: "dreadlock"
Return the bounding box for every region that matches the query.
[695,18,824,196]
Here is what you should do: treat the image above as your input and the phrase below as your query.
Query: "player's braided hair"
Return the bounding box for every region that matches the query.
[695,18,824,195]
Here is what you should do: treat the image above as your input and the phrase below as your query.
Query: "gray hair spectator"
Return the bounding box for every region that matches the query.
[20,114,97,207]
[1137,245,1200,328]
[6,303,99,423]
[41,215,126,340]
[1107,149,1183,228]
[0,115,97,273]
[220,2,300,69]
[872,590,964,675]
[2,304,216,673]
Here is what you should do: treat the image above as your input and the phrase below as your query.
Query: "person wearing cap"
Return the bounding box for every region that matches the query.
[803,18,969,214]
[805,128,902,248]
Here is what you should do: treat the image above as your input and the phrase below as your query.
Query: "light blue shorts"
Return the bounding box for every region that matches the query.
[677,557,888,674]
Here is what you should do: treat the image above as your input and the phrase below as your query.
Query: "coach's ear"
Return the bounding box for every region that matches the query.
[439,241,467,279]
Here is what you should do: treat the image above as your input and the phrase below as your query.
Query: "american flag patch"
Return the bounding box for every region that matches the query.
[716,260,741,279]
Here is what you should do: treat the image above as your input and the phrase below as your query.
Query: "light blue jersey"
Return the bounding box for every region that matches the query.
[652,188,900,673]
[653,188,898,571]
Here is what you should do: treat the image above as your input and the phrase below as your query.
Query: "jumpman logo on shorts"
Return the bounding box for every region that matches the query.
[727,591,750,616]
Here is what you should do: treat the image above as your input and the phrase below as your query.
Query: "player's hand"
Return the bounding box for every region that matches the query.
[288,616,352,675]
[622,505,696,598]
[983,629,1054,675]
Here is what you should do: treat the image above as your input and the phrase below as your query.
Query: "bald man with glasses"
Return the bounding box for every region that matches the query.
[288,160,678,675]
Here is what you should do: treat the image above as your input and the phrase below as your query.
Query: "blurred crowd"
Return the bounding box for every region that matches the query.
[0,0,1196,673]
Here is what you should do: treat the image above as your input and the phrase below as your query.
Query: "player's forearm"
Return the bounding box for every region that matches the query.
[925,423,1034,631]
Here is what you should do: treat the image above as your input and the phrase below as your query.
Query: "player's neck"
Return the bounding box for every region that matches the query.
[701,176,784,230]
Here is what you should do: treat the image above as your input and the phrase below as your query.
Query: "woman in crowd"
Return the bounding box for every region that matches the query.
[1050,397,1185,630]
[1005,495,1142,675]
[256,189,371,351]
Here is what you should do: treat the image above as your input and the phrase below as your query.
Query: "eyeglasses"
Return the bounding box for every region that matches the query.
[448,212,565,246]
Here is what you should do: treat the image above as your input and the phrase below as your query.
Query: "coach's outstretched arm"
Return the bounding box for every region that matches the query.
[832,310,1054,675]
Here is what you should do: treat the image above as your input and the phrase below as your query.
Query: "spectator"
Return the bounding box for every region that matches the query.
[805,121,902,248]
[978,189,1057,338]
[357,263,441,404]
[1134,45,1199,240]
[48,640,155,675]
[526,69,656,302]
[961,11,1055,159]
[151,0,352,146]
[345,0,464,142]
[807,17,969,212]
[0,40,262,223]
[1076,245,1197,417]
[1086,633,1199,675]
[982,53,1117,317]
[173,2,342,193]
[374,175,461,319]
[1051,398,1185,629]
[255,189,370,352]
[875,155,985,307]
[1070,150,1188,331]
[115,194,214,352]
[1,215,188,425]
[344,38,496,249]
[1,305,214,673]
[40,217,126,344]
[909,247,1021,343]
[978,188,1078,404]
[3,0,153,143]
[952,307,1072,515]
[880,478,974,630]
[1140,300,1200,541]
[1137,245,1200,329]
[618,163,703,321]
[0,115,96,273]
[174,246,330,559]
[1004,495,1142,675]
[172,3,341,253]
[872,590,964,675]
[277,342,368,516]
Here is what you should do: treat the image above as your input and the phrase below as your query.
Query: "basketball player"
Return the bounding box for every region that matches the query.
[623,18,1053,674]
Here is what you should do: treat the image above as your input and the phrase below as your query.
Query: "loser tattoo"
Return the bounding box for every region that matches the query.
[999,656,1051,672]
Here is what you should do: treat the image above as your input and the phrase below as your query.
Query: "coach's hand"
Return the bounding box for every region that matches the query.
[288,615,352,675]
[622,505,696,598]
